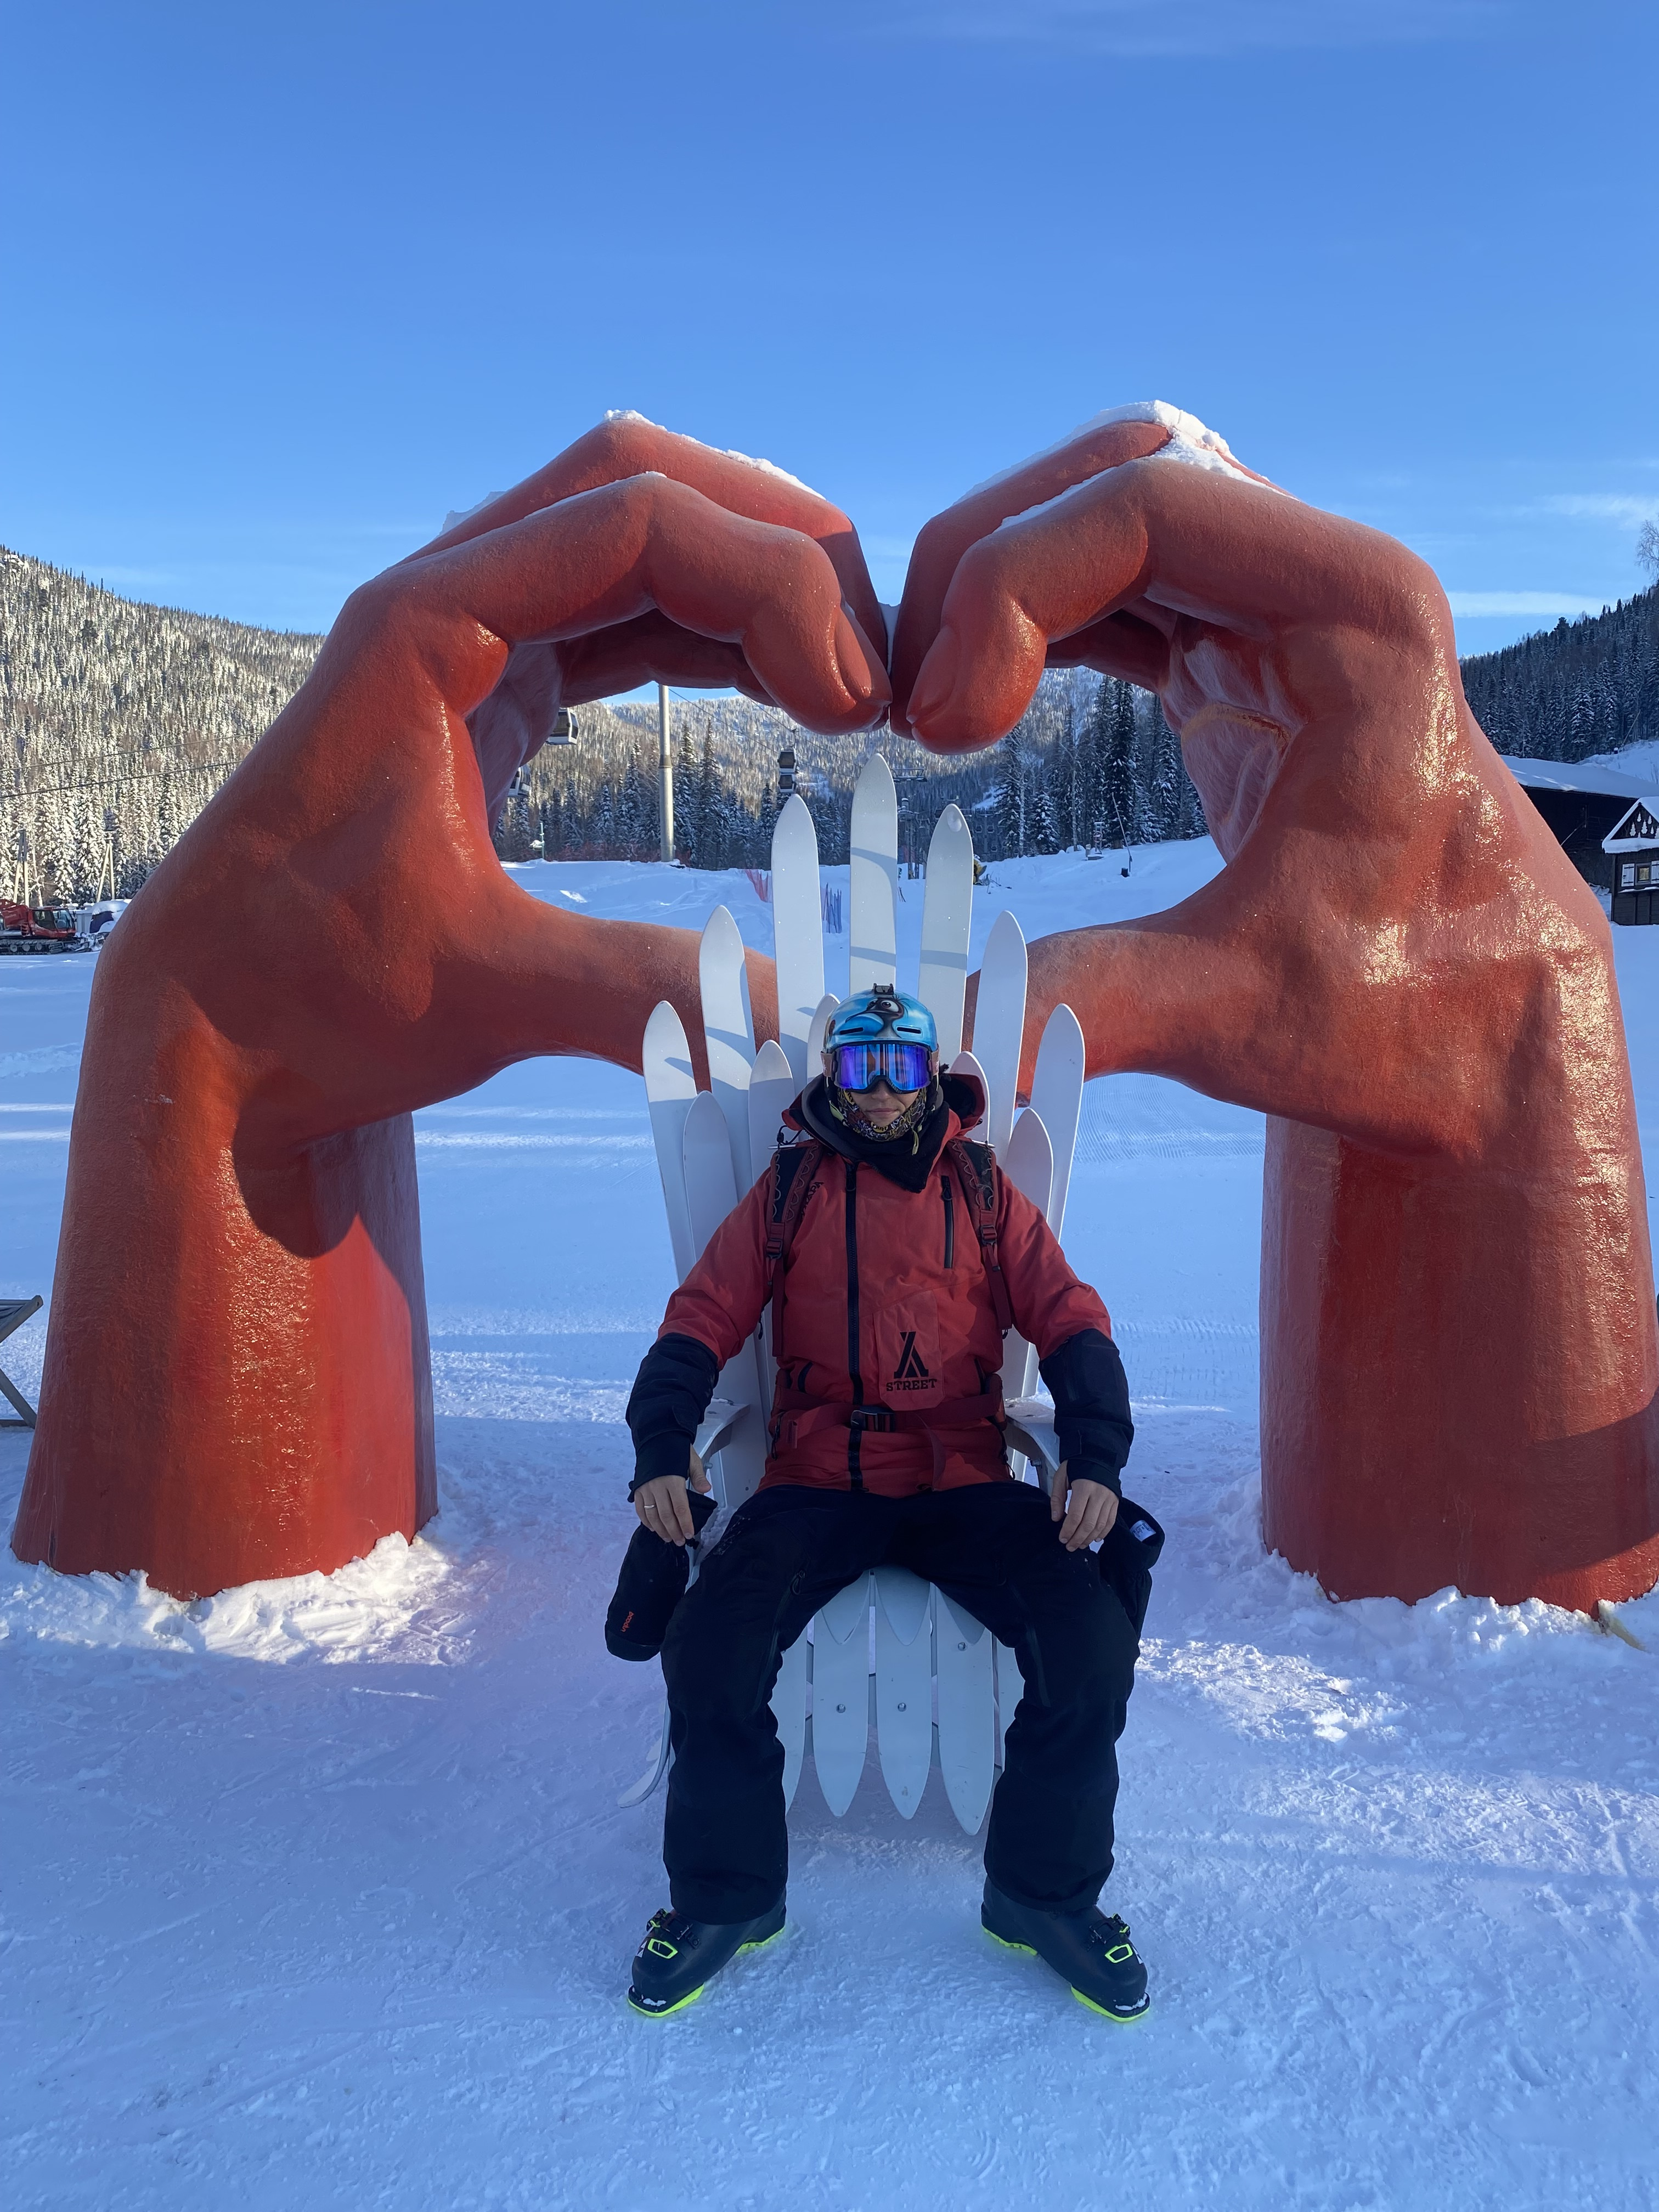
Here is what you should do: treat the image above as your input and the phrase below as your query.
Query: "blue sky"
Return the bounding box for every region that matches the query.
[4,0,1655,667]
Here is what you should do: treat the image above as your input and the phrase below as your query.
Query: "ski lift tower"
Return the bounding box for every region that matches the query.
[657,685,675,864]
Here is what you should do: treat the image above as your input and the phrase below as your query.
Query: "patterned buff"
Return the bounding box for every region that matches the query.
[826,1074,942,1154]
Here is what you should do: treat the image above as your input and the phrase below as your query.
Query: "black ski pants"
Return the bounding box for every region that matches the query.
[659,1480,1139,1924]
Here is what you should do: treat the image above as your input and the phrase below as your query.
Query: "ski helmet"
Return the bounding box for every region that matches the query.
[823,986,938,1055]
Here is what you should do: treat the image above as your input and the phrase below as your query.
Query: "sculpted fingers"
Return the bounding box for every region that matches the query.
[891,412,1173,730]
[894,403,1449,755]
[554,615,764,707]
[905,472,1159,750]
[392,473,889,749]
[414,414,887,657]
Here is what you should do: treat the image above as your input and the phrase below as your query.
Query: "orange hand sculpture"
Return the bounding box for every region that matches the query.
[13,418,889,1599]
[894,403,1659,1612]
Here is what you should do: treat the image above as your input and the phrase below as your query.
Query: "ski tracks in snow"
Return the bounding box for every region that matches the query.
[2,856,1658,2211]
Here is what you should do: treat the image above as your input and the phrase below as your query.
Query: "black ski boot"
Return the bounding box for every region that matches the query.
[626,1901,787,2017]
[981,1879,1150,2021]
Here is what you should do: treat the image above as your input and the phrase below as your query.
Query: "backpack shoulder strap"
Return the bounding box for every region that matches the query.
[945,1138,1014,1335]
[763,1138,823,1364]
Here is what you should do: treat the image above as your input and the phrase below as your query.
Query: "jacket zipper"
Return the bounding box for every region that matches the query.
[844,1159,864,1488]
[942,1174,955,1269]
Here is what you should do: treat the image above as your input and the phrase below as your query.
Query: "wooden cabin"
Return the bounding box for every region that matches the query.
[1604,798,1659,926]
[1500,755,1652,894]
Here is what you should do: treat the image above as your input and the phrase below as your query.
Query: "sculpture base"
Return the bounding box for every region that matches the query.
[12,1113,436,1602]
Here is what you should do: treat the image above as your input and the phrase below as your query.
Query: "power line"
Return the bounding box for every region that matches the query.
[2,757,249,800]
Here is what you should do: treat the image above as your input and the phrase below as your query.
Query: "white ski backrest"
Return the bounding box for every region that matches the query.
[807,991,838,1068]
[1002,1104,1054,1215]
[973,909,1028,1157]
[873,1568,933,1818]
[770,795,825,1088]
[935,1592,996,1832]
[874,1564,931,1641]
[1000,1107,1053,1407]
[949,1049,990,1140]
[682,1090,741,1263]
[642,1000,698,1284]
[849,752,899,994]
[774,1635,809,1808]
[682,1087,771,1510]
[698,905,756,1195]
[918,804,974,1061]
[812,1570,875,1815]
[1029,1003,1086,1243]
[746,1039,795,1196]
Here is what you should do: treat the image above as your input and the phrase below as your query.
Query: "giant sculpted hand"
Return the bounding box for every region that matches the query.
[15,419,888,1598]
[891,404,1659,1610]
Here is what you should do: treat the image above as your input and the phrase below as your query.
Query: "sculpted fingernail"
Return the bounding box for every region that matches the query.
[833,609,876,706]
[905,626,961,731]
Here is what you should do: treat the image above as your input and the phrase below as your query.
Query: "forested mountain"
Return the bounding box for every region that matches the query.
[1459,584,1659,761]
[506,675,1198,870]
[0,548,1200,899]
[12,545,1651,904]
[1,549,319,902]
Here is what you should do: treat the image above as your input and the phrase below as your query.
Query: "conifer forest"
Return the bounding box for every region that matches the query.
[4,541,1657,904]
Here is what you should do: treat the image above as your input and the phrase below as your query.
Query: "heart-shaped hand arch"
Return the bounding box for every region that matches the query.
[14,418,888,1598]
[893,403,1659,1610]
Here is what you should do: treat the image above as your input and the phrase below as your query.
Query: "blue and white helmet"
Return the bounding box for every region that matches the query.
[823,986,938,1055]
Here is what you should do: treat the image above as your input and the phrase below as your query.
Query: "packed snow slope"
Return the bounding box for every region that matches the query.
[3,843,1657,2212]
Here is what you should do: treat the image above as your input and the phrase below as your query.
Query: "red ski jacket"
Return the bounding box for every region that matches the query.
[652,1074,1116,1497]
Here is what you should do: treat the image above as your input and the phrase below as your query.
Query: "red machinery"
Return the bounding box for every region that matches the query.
[0,903,91,953]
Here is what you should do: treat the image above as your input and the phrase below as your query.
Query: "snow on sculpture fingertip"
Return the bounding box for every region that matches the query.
[968,399,1284,504]
[601,408,817,495]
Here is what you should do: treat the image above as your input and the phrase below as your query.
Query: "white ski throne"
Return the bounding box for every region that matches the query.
[627,754,1087,1833]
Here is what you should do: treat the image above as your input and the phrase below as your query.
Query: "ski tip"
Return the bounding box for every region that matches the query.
[854,752,897,802]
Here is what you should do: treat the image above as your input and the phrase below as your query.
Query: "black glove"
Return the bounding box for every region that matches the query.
[1096,1498,1165,1639]
[604,1489,720,1661]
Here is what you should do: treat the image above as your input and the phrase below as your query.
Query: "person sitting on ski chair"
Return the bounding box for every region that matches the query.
[619,985,1154,2020]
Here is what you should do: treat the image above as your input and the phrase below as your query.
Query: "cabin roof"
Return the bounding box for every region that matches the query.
[1604,799,1659,855]
[1499,753,1656,800]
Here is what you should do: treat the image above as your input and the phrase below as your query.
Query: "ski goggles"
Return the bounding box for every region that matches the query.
[828,1041,935,1093]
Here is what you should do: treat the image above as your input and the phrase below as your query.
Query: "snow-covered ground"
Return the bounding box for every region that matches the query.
[3,845,1657,2212]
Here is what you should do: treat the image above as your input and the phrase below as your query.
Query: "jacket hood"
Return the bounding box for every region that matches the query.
[783,1070,987,1189]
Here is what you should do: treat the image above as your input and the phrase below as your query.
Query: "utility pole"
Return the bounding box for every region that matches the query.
[657,682,675,863]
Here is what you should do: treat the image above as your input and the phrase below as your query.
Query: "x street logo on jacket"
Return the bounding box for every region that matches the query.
[889,1331,933,1392]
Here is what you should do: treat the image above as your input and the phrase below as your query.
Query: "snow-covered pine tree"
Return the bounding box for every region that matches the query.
[994,731,1029,859]
[673,730,699,865]
[1099,679,1137,849]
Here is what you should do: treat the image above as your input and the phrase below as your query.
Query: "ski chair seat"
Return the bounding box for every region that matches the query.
[0,1294,43,1428]
[627,758,1086,1833]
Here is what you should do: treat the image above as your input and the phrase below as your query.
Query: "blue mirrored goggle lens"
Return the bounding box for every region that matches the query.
[830,1042,934,1092]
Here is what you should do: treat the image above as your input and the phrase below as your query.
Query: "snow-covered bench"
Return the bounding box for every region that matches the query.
[625,756,1086,1832]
